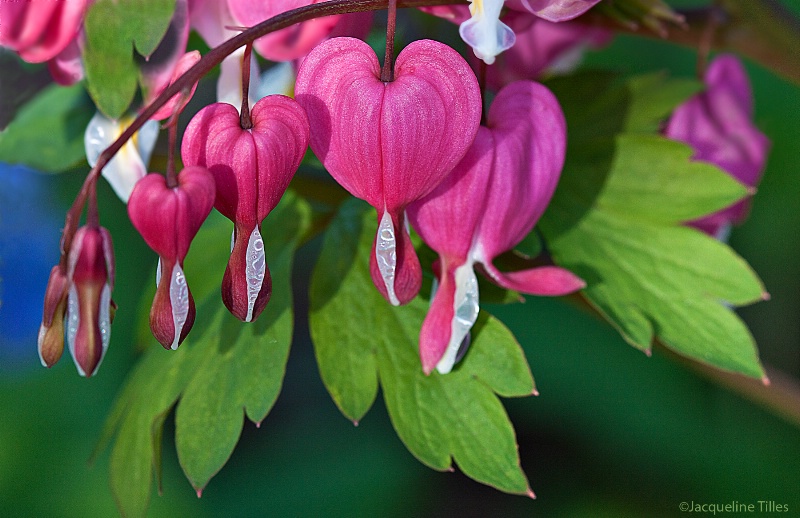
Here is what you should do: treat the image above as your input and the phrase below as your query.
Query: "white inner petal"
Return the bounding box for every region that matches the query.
[436,262,480,374]
[156,257,163,287]
[245,226,267,322]
[376,209,400,306]
[84,112,155,203]
[37,324,48,367]
[169,263,190,350]
[66,285,84,376]
[256,62,296,99]
[459,0,516,65]
[97,283,112,371]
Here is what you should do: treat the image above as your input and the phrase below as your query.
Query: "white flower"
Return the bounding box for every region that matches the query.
[460,0,516,65]
[84,112,159,203]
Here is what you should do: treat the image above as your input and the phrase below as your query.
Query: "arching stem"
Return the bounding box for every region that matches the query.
[382,0,398,82]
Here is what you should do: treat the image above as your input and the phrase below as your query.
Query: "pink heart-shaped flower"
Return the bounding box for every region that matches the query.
[181,95,309,322]
[295,37,481,305]
[409,81,584,374]
[128,166,216,349]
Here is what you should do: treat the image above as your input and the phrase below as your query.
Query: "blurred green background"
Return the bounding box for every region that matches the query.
[1,1,799,516]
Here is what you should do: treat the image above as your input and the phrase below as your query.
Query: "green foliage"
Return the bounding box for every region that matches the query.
[98,193,310,517]
[310,200,534,495]
[83,0,176,118]
[540,72,766,378]
[0,83,93,172]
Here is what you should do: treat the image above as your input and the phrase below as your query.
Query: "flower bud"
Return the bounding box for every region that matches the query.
[65,226,115,377]
[38,265,69,368]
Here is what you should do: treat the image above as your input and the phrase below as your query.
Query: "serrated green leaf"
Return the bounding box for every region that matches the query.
[0,83,93,172]
[540,73,766,379]
[83,0,175,118]
[101,192,309,516]
[624,73,703,134]
[310,200,534,495]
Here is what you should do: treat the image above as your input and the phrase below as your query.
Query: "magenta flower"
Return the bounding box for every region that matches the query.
[64,225,115,377]
[0,0,90,63]
[408,81,585,374]
[128,167,216,349]
[181,95,310,322]
[665,54,770,238]
[226,0,341,62]
[295,37,482,305]
[505,0,602,22]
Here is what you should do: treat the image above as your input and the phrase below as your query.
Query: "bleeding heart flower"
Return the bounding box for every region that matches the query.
[64,225,115,377]
[408,81,585,374]
[295,37,481,305]
[505,0,602,22]
[38,265,70,368]
[128,167,216,349]
[0,0,91,63]
[181,95,309,322]
[665,54,770,239]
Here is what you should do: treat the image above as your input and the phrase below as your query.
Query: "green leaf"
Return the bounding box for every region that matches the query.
[310,200,534,495]
[102,192,310,517]
[83,0,175,118]
[0,83,93,172]
[540,73,766,379]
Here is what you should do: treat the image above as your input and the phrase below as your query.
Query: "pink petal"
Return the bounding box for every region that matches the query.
[227,0,341,61]
[181,95,309,226]
[150,50,202,121]
[418,261,459,375]
[47,35,84,85]
[665,55,770,233]
[475,81,567,258]
[505,0,602,22]
[2,0,90,63]
[480,262,585,295]
[127,167,216,260]
[408,126,495,262]
[223,223,272,322]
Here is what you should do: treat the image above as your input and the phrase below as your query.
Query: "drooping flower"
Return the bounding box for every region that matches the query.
[665,54,770,239]
[64,225,115,377]
[128,167,216,348]
[0,0,91,63]
[181,95,309,322]
[84,113,160,202]
[408,81,584,374]
[37,265,70,368]
[295,37,482,305]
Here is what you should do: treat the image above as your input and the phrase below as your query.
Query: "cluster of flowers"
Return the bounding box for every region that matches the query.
[1,0,767,378]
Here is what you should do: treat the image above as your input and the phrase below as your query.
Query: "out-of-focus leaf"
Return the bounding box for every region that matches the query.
[540,72,766,378]
[101,192,309,517]
[310,200,534,495]
[83,0,175,118]
[0,83,93,172]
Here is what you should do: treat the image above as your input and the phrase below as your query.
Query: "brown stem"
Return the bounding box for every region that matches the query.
[478,60,487,125]
[166,122,179,188]
[582,0,800,86]
[382,0,398,82]
[240,43,254,130]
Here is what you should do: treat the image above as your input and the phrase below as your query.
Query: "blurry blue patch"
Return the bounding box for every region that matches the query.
[0,163,63,371]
